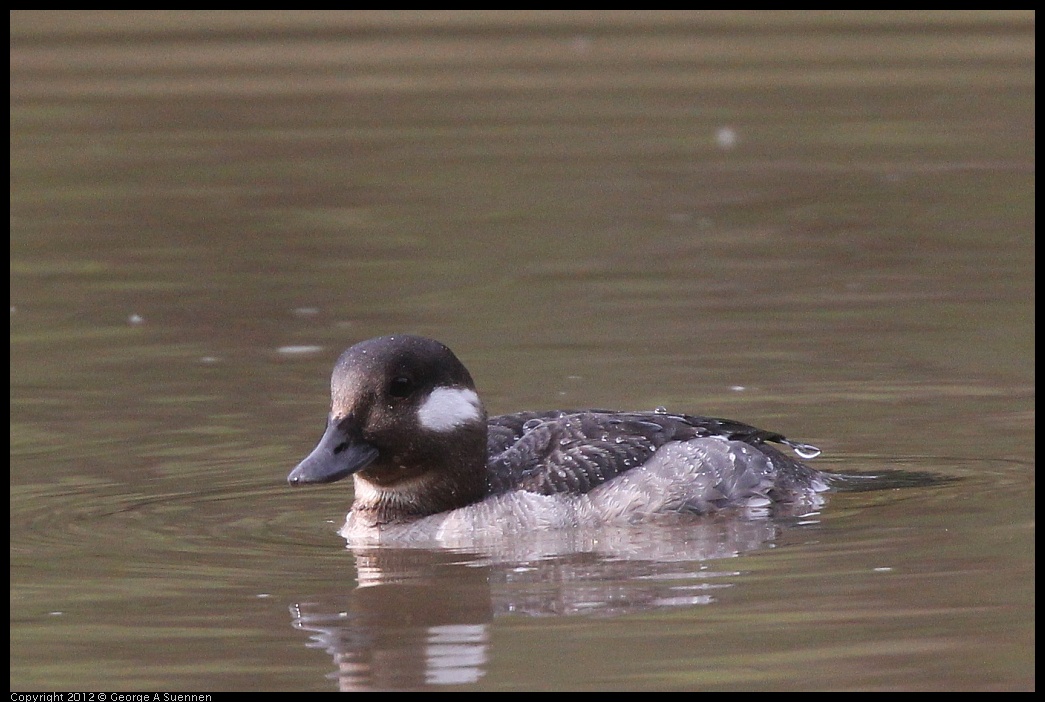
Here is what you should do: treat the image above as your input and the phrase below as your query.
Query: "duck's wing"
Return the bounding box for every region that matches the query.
[486,411,698,495]
[486,410,566,457]
[486,410,820,496]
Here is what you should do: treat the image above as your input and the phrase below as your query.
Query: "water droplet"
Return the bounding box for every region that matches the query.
[715,126,739,149]
[654,406,668,414]
[523,418,542,431]
[791,442,822,460]
[569,35,592,54]
[278,345,323,355]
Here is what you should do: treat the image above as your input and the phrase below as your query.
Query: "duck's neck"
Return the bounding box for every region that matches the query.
[349,429,489,526]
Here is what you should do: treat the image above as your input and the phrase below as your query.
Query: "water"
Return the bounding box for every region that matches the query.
[10,11,1034,691]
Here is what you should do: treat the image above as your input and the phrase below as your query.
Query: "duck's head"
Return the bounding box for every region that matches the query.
[288,335,489,522]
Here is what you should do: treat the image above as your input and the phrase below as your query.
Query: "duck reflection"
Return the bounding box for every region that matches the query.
[288,511,818,690]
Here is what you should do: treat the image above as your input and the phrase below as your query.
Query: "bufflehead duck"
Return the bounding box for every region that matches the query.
[288,335,830,539]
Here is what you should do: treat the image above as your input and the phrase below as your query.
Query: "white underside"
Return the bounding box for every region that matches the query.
[340,437,828,547]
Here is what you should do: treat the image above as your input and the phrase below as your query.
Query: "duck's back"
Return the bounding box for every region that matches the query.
[484,410,827,514]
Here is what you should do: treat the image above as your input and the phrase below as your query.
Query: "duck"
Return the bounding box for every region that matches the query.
[288,334,830,540]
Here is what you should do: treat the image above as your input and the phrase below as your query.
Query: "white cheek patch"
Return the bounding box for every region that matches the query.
[418,387,483,432]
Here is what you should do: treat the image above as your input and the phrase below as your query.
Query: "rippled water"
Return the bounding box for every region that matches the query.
[11,11,1034,691]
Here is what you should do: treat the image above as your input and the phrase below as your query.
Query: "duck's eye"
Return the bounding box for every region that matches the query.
[388,376,414,398]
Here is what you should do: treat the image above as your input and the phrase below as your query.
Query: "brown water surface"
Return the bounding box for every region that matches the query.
[10,11,1034,691]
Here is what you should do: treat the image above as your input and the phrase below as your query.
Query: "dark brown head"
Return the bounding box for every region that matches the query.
[288,335,489,523]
